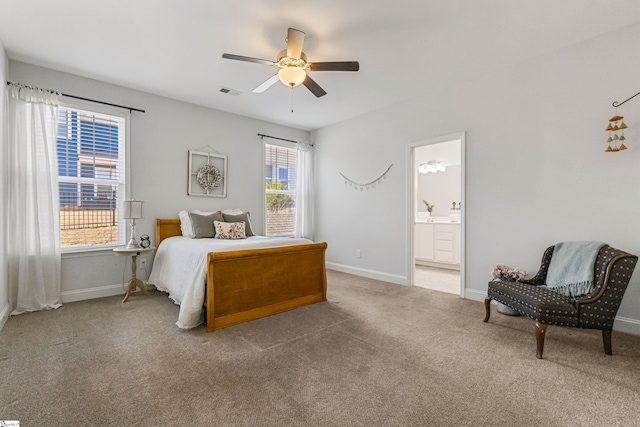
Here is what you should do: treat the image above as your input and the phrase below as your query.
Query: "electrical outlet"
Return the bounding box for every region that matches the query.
[356,249,361,258]
[140,259,147,268]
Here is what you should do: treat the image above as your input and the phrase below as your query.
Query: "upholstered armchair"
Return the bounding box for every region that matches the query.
[484,245,637,359]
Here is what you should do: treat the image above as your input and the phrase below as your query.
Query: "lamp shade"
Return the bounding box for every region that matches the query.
[123,200,144,219]
[278,67,306,87]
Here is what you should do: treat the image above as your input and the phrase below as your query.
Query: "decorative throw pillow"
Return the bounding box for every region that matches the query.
[222,211,255,236]
[189,211,224,238]
[179,210,221,238]
[214,221,247,240]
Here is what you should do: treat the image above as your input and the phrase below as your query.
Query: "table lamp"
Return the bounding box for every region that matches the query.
[123,199,144,249]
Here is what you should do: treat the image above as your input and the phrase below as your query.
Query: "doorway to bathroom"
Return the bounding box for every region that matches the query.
[408,133,465,296]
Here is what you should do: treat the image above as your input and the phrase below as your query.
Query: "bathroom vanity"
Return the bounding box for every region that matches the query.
[414,220,461,270]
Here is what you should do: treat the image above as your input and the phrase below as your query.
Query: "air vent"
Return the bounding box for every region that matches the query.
[219,87,242,96]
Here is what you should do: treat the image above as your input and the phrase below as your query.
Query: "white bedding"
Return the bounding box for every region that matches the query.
[148,235,313,329]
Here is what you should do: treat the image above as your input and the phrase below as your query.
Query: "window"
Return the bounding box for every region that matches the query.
[265,143,297,236]
[57,104,127,249]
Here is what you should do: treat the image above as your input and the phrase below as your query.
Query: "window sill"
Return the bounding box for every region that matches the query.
[61,245,121,259]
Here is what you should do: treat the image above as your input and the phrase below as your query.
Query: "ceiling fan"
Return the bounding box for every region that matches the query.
[222,28,359,98]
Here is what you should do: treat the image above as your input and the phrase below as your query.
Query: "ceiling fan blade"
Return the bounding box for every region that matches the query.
[253,74,280,93]
[222,53,275,66]
[286,28,305,59]
[309,61,360,72]
[302,75,327,98]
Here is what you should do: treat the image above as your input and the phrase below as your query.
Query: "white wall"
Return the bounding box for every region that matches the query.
[313,23,640,334]
[0,40,9,330]
[8,61,309,302]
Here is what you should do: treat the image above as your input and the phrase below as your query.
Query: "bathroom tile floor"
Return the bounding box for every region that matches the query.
[414,265,460,295]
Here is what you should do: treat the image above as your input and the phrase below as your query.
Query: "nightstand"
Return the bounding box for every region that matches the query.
[113,247,155,303]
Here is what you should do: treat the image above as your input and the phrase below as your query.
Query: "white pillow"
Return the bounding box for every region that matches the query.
[221,208,243,215]
[178,210,220,238]
[178,210,192,237]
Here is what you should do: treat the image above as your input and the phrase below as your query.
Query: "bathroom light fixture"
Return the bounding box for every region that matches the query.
[419,160,446,174]
[123,199,144,249]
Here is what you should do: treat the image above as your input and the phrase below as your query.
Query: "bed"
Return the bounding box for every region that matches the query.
[148,219,328,332]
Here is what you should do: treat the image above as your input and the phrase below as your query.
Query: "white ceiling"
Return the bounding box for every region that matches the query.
[1,1,639,131]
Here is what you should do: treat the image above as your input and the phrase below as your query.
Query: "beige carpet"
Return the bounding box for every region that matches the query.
[2,270,640,426]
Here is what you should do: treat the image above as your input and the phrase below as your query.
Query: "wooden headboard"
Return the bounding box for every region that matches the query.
[156,219,182,248]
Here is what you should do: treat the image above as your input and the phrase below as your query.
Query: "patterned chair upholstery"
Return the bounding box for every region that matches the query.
[484,245,637,359]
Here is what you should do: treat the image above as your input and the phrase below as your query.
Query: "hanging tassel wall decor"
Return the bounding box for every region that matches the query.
[606,90,639,152]
[339,164,393,191]
[605,112,628,152]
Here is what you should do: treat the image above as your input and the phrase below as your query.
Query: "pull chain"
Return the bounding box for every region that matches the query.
[290,85,295,113]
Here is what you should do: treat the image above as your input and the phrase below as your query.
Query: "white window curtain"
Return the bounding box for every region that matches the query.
[7,84,62,314]
[294,142,314,239]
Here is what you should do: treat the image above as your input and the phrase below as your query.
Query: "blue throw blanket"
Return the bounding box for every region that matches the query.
[544,241,606,297]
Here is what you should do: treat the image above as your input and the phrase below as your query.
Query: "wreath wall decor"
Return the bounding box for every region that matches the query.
[340,164,393,191]
[188,149,227,197]
[196,164,223,191]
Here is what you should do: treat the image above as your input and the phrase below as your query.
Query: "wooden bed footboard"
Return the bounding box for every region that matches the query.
[206,242,327,332]
[156,219,328,332]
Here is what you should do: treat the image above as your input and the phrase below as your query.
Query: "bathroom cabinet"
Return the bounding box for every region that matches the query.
[415,222,460,270]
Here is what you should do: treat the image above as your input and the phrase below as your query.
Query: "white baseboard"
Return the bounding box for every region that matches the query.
[467,288,640,336]
[47,275,640,337]
[326,262,407,286]
[61,282,155,303]
[0,302,10,332]
[613,316,640,336]
[464,288,487,302]
[60,284,125,303]
[343,271,640,336]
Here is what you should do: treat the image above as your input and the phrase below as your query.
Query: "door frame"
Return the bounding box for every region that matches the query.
[406,132,466,297]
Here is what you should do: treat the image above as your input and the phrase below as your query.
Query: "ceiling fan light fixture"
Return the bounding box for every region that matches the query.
[222,28,358,99]
[278,66,306,87]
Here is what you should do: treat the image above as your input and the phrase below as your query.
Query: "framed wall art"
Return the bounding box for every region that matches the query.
[188,149,227,197]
